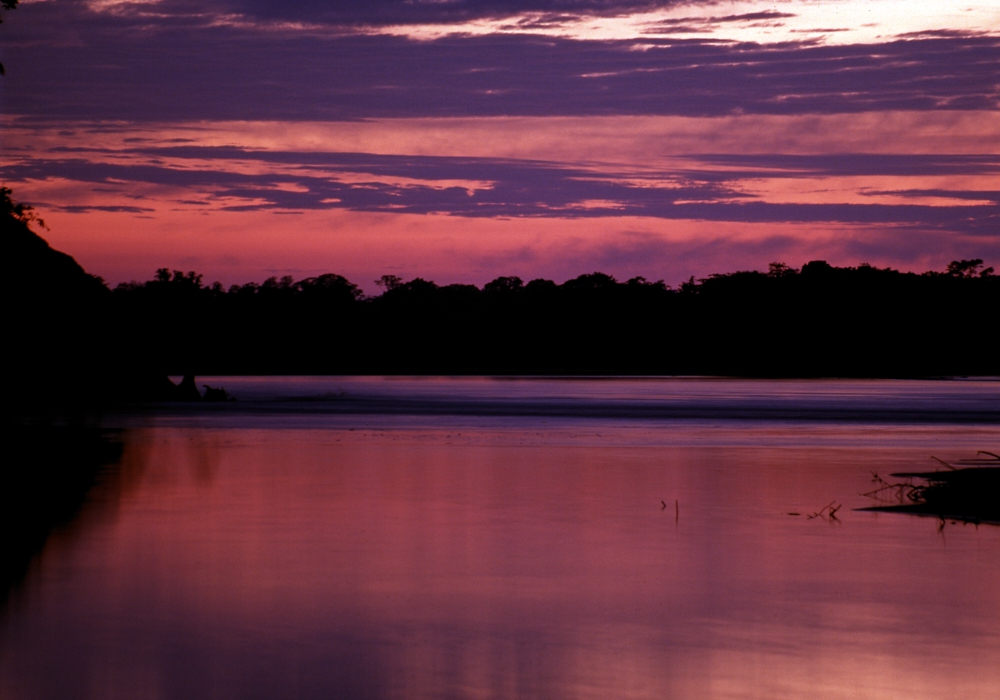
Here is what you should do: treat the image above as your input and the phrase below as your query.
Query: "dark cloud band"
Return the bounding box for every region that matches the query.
[4,3,998,121]
[4,149,997,234]
[97,0,687,27]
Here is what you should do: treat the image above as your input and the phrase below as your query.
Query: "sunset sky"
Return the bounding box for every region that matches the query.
[2,0,998,291]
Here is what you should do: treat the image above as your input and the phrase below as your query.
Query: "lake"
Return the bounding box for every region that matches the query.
[3,377,999,699]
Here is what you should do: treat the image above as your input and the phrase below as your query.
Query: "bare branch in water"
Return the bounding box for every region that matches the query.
[857,453,999,525]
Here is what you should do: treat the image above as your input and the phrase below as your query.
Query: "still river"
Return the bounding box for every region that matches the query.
[2,377,999,699]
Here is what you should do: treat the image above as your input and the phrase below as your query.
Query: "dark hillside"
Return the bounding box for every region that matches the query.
[3,187,114,405]
[2,188,169,406]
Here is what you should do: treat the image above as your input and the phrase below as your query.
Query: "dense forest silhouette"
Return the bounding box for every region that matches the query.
[110,259,997,378]
[4,186,999,404]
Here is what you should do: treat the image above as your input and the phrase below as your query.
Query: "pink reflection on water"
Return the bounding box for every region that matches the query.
[2,421,999,699]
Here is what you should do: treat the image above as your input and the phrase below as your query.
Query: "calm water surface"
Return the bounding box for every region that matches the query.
[3,378,999,699]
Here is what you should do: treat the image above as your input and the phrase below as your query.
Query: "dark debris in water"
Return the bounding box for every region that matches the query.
[806,501,842,521]
[857,451,1000,525]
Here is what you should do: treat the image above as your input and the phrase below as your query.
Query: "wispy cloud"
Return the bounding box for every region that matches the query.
[5,144,997,236]
[6,3,999,122]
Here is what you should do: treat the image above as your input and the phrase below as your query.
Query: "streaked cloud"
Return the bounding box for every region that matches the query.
[72,0,1000,46]
[5,131,998,234]
[5,4,999,122]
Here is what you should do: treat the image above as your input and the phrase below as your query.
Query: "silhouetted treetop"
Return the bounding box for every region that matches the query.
[484,276,524,294]
[945,259,995,278]
[625,276,668,290]
[2,185,45,229]
[767,262,795,278]
[525,278,557,294]
[564,272,618,291]
[375,274,403,292]
[3,187,105,297]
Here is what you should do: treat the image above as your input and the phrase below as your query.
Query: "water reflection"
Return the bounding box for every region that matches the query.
[1,421,124,602]
[1,408,998,699]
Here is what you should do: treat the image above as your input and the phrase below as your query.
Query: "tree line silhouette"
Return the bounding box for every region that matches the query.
[4,185,998,406]
[111,258,997,378]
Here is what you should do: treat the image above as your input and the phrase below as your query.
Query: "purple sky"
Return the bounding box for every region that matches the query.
[2,0,998,289]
